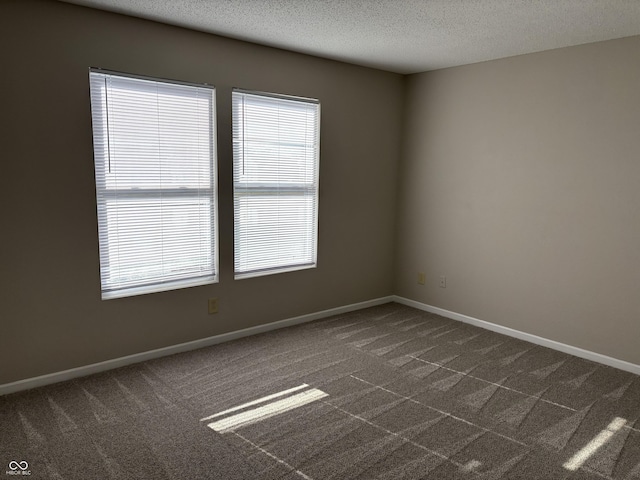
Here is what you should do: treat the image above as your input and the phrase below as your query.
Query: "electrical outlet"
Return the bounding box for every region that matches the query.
[208,298,218,314]
[439,276,446,288]
[418,272,426,285]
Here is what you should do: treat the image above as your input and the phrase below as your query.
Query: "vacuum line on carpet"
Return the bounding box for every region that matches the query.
[349,375,529,448]
[407,356,577,412]
[233,431,314,480]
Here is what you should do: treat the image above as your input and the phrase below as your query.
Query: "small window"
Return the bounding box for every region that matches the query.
[232,89,320,279]
[89,70,218,299]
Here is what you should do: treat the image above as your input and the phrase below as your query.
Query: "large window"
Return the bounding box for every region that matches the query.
[232,89,320,279]
[89,70,218,299]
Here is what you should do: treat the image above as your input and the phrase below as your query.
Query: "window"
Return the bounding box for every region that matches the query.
[89,70,218,299]
[232,89,320,279]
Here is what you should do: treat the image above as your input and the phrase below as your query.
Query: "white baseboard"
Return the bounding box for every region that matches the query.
[393,295,640,376]
[0,296,394,396]
[4,294,637,396]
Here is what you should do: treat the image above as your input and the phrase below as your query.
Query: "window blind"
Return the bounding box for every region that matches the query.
[232,90,320,278]
[89,70,218,299]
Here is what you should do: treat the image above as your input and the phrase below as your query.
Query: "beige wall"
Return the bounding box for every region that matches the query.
[0,0,403,384]
[396,35,640,365]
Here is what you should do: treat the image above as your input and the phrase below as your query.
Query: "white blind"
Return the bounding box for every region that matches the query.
[89,70,217,299]
[232,90,320,278]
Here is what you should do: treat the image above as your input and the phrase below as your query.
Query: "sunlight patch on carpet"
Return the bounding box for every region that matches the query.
[202,384,328,433]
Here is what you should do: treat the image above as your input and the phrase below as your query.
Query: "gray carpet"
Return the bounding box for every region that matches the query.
[2,302,640,479]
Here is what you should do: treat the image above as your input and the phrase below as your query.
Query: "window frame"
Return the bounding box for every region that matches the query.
[89,69,219,299]
[232,88,321,279]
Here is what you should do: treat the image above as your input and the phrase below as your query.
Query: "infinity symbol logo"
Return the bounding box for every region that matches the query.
[8,461,28,470]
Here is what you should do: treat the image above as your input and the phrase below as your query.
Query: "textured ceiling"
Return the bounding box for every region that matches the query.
[60,0,640,74]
